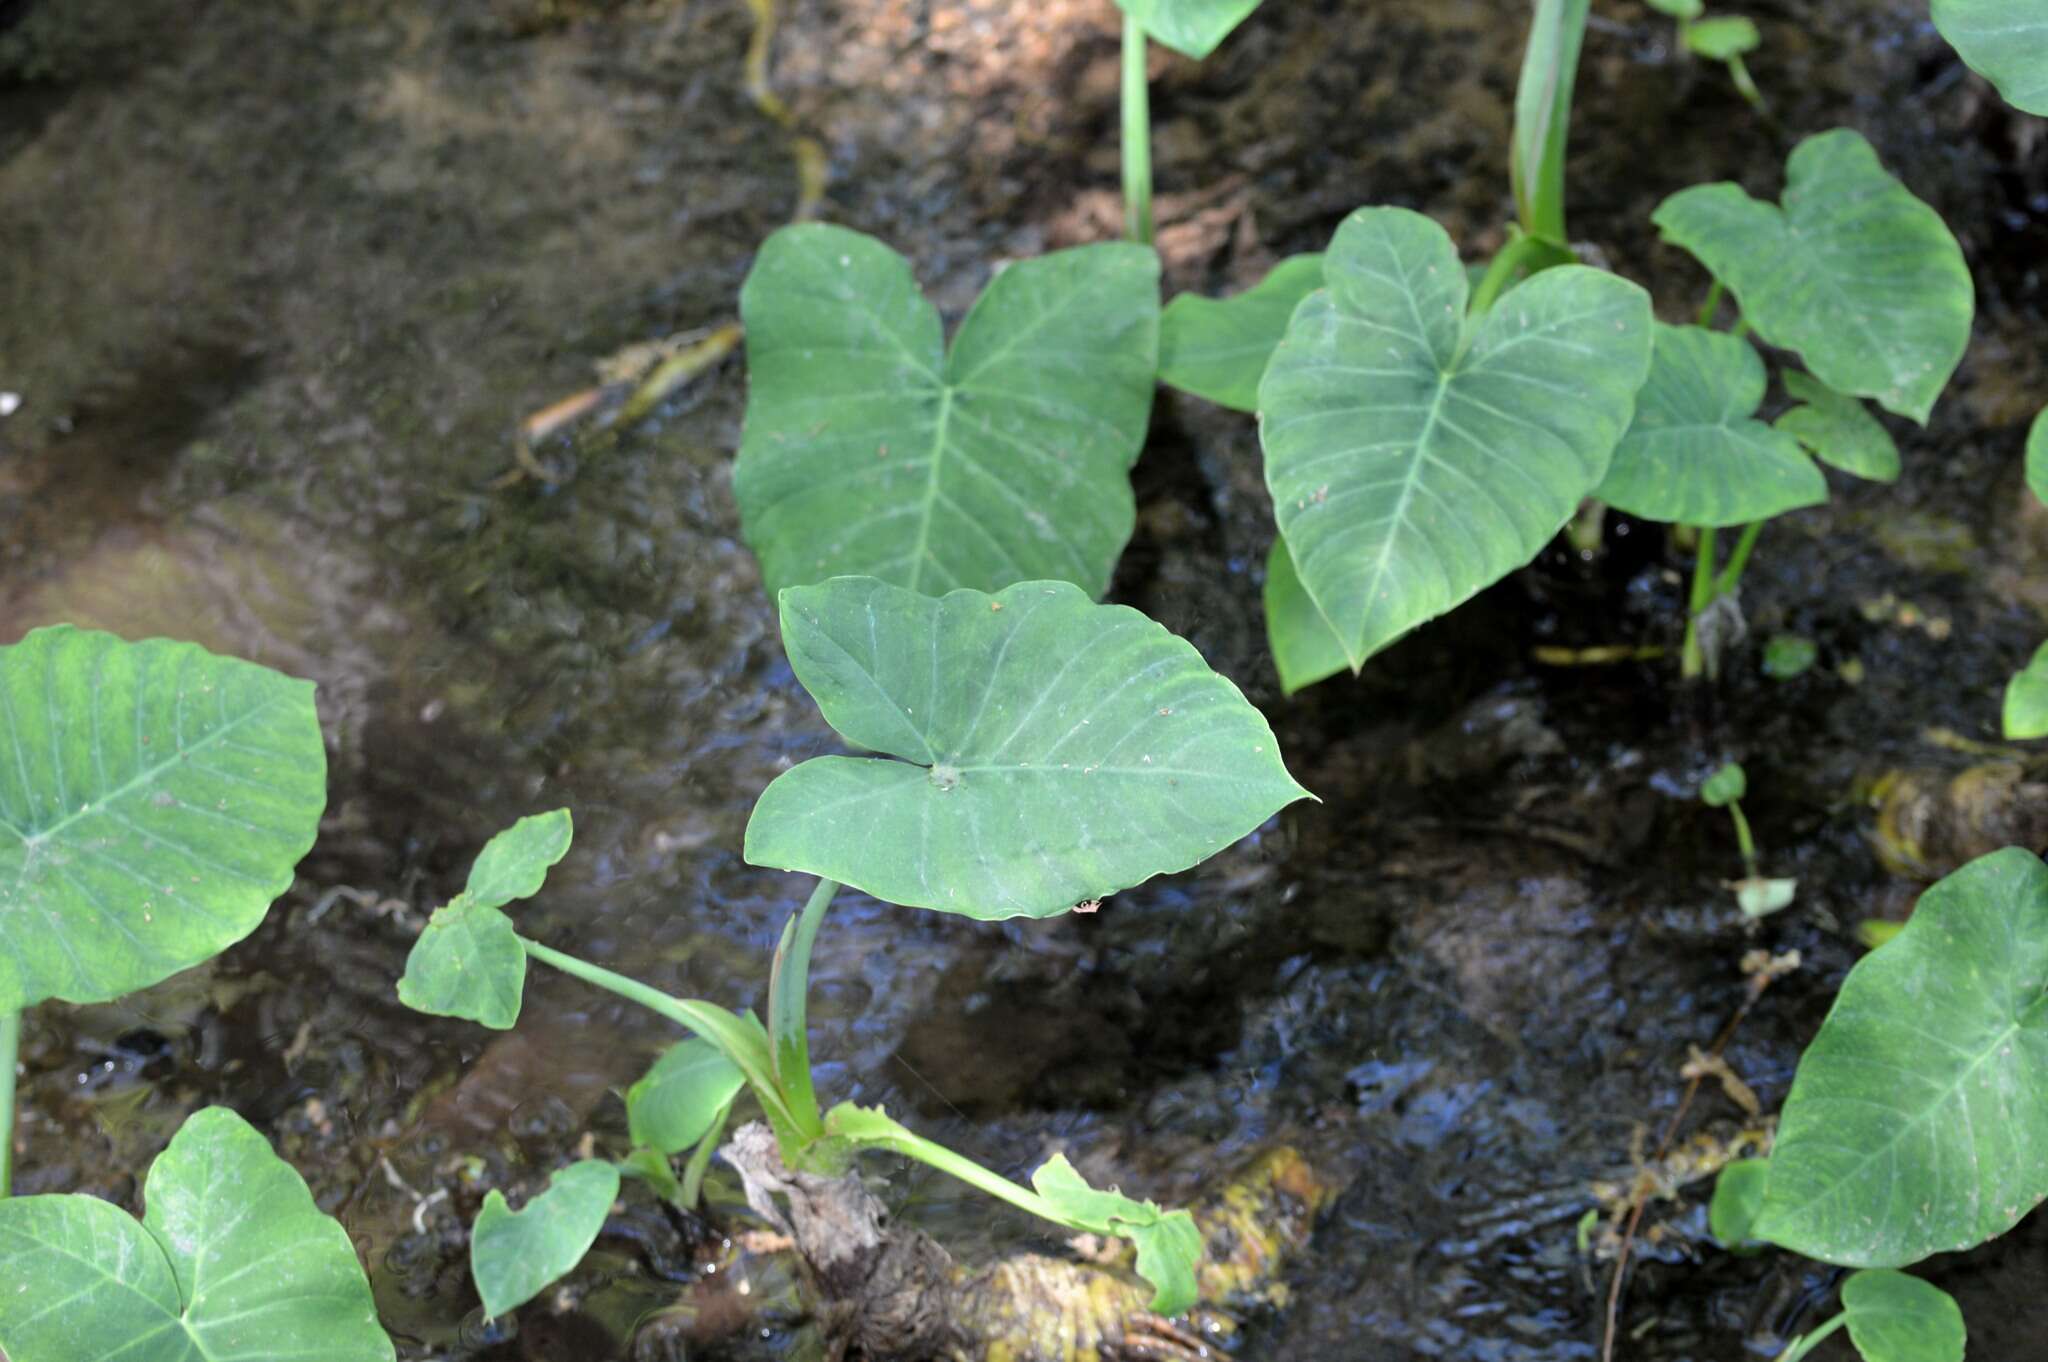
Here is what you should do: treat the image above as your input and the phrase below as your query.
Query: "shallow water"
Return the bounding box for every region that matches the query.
[3,1,2047,1358]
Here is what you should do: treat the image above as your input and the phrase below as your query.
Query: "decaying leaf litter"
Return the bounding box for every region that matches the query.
[4,0,2048,1358]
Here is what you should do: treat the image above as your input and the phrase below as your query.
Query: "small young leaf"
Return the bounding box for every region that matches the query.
[1264,538,1351,696]
[1734,876,1797,918]
[1930,0,2048,114]
[1840,1269,1967,1362]
[1775,370,1901,483]
[1653,130,1971,423]
[1761,634,1818,679]
[2004,639,2048,740]
[627,1038,747,1155]
[1701,762,1747,806]
[1683,15,1760,59]
[735,224,1160,598]
[1158,254,1324,412]
[471,1160,621,1318]
[397,897,527,1028]
[462,808,573,910]
[0,626,327,1011]
[1114,0,1262,60]
[1031,1153,1203,1316]
[1259,206,1652,670]
[1709,1158,1769,1251]
[746,577,1311,920]
[1596,323,1826,527]
[1646,0,1704,16]
[2026,405,2048,507]
[1756,847,2048,1265]
[0,1107,395,1361]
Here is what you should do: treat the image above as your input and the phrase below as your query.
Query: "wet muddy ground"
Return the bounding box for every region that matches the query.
[4,1,2047,1358]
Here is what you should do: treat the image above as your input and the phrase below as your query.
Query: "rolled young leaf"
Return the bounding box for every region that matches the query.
[1931,0,2048,114]
[1756,847,2048,1265]
[745,576,1311,919]
[1652,130,1971,424]
[0,1107,394,1361]
[0,626,326,1011]
[1259,206,1652,671]
[735,224,1160,599]
[1114,0,1262,60]
[1596,323,1826,526]
[1158,254,1324,412]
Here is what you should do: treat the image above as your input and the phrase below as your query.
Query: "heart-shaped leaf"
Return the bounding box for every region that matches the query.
[471,1160,620,1318]
[1158,254,1323,412]
[1839,1270,1967,1362]
[1776,370,1900,483]
[627,1038,746,1155]
[1114,0,1261,59]
[1708,1158,1769,1251]
[2005,640,2048,740]
[0,626,326,1011]
[0,1107,393,1361]
[1596,324,1826,526]
[1756,847,2048,1264]
[745,576,1310,920]
[397,811,572,1029]
[1701,762,1746,806]
[1031,1153,1203,1316]
[1259,207,1652,670]
[735,224,1160,598]
[1263,539,1349,696]
[1652,130,1972,424]
[1932,0,2048,114]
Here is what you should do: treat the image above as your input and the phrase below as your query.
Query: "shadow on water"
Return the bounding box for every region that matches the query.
[3,1,2048,1358]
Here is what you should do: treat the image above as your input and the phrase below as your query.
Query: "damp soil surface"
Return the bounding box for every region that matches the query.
[4,1,2048,1359]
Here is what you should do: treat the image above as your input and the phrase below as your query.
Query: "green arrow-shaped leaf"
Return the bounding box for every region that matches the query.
[1596,323,1826,526]
[1932,0,2048,114]
[471,1160,620,1319]
[745,577,1310,920]
[1159,254,1324,413]
[1756,847,2048,1264]
[735,224,1159,598]
[1114,0,1262,59]
[0,626,327,1011]
[1840,1270,1967,1362]
[1652,129,1972,424]
[1259,207,1652,670]
[1776,369,1901,483]
[626,1038,746,1155]
[0,1107,394,1361]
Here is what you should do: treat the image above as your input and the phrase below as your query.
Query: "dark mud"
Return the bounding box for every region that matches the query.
[3,1,2047,1359]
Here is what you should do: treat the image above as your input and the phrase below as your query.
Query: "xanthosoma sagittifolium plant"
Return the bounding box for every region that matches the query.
[1652,129,1972,425]
[1257,205,1652,683]
[1931,0,2048,114]
[0,1106,394,1361]
[734,223,1160,598]
[744,576,1312,918]
[0,625,327,1011]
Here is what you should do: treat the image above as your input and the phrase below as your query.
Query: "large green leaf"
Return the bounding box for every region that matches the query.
[734,224,1160,598]
[745,576,1310,920]
[1756,847,2048,1264]
[1258,207,1652,670]
[0,1107,393,1362]
[1652,130,1971,424]
[1839,1270,1967,1362]
[1597,324,1826,526]
[1932,0,2048,113]
[2004,640,2048,740]
[1031,1153,1203,1316]
[471,1160,620,1318]
[1775,370,1900,483]
[1264,539,1350,696]
[0,626,326,1011]
[1158,254,1323,413]
[396,810,572,1029]
[626,1038,746,1155]
[1114,0,1261,59]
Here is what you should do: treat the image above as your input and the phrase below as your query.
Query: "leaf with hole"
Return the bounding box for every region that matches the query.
[1158,254,1323,412]
[1114,0,1262,59]
[471,1160,621,1318]
[1031,1153,1204,1316]
[1931,0,2048,114]
[734,224,1159,599]
[0,625,326,1011]
[744,576,1310,920]
[1596,324,1826,526]
[1264,539,1351,696]
[0,1106,393,1361]
[1755,847,2048,1264]
[397,811,572,1029]
[627,1038,747,1155]
[1259,206,1652,671]
[1838,1269,1967,1362]
[1652,129,1971,424]
[2004,640,2048,740]
[1775,370,1900,483]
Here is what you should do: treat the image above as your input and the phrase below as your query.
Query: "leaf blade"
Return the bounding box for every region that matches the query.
[626,1039,748,1155]
[1840,1270,1967,1362]
[1775,369,1901,483]
[471,1161,621,1319]
[1114,0,1262,59]
[1931,0,2048,114]
[1158,254,1324,412]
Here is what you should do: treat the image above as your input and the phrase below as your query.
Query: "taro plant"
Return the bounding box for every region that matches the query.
[0,625,395,1360]
[1645,1,1765,110]
[398,575,1311,1321]
[1699,761,1794,918]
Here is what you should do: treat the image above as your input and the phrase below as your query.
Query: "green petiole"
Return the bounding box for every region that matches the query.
[1682,525,1717,680]
[0,1008,16,1199]
[1774,1311,1848,1362]
[1121,10,1154,245]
